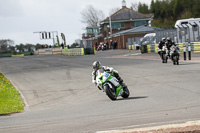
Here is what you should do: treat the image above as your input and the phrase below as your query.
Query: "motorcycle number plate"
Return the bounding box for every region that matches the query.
[104,73,110,78]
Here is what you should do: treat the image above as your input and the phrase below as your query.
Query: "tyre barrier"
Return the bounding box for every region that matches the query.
[11,54,24,57]
[141,42,200,54]
[62,48,84,56]
[35,48,95,56]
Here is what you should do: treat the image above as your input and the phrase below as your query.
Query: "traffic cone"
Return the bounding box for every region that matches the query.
[139,49,140,52]
[129,49,130,53]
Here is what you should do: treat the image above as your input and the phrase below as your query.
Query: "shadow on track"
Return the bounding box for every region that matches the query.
[116,96,148,101]
[178,62,200,65]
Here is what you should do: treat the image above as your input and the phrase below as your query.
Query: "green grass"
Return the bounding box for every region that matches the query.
[0,52,32,57]
[0,72,24,115]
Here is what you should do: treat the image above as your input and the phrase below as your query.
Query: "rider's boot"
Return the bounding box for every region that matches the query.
[117,76,123,83]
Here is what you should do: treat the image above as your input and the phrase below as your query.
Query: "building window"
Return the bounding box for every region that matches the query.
[131,22,135,28]
[135,21,146,27]
[87,28,93,34]
[111,22,121,29]
[121,23,125,28]
[132,21,146,28]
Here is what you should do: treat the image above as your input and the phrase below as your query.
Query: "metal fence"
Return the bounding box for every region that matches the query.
[177,23,200,43]
[126,37,142,49]
[126,24,200,49]
[154,24,200,43]
[80,39,93,48]
[154,27,178,43]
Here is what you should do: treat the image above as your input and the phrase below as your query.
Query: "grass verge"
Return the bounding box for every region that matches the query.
[0,72,24,115]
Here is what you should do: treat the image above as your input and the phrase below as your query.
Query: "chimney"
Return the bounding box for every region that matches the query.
[122,0,126,8]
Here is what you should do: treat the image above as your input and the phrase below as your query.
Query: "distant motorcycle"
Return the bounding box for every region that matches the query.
[97,45,101,51]
[160,45,168,63]
[170,45,180,65]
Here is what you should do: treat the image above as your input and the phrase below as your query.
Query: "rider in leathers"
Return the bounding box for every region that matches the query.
[92,61,125,90]
[165,37,176,57]
[158,38,166,57]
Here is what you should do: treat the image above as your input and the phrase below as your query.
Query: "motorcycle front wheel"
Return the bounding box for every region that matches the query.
[121,86,130,98]
[104,85,117,100]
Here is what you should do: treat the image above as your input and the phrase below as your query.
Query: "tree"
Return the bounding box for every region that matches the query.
[130,3,138,11]
[81,5,105,26]
[24,43,34,52]
[109,7,120,15]
[16,43,25,53]
[150,0,155,13]
[138,2,149,14]
[71,43,79,48]
[35,43,41,50]
[0,39,14,53]
[173,0,182,19]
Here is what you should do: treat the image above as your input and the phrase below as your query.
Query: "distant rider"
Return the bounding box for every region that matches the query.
[92,61,125,90]
[165,37,176,57]
[158,37,166,57]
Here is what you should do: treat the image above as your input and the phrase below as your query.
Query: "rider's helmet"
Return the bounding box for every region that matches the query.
[93,61,102,71]
[162,37,166,42]
[167,37,171,41]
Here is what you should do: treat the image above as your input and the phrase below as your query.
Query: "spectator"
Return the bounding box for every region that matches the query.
[61,43,64,49]
[95,42,98,50]
[110,40,114,50]
[106,42,109,49]
[114,41,117,49]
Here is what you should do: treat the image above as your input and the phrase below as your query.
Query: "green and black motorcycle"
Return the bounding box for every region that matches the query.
[96,70,130,100]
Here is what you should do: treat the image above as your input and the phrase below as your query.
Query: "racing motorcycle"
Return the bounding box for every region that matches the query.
[159,45,168,63]
[96,70,130,100]
[170,45,180,65]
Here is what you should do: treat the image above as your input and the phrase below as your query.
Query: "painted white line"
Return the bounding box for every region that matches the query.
[123,53,141,56]
[96,119,200,133]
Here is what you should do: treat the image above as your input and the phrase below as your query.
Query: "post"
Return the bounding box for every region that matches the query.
[109,17,112,35]
[183,43,186,60]
[194,22,200,41]
[188,42,191,60]
[189,23,195,42]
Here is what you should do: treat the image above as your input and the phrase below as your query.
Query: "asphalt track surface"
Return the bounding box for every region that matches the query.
[0,50,200,133]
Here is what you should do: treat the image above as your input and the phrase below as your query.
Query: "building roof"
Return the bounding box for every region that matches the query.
[110,25,156,37]
[103,7,151,22]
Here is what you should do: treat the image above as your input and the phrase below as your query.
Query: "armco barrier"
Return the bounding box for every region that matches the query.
[141,42,200,54]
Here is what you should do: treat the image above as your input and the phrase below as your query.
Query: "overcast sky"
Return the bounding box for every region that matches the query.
[0,0,151,45]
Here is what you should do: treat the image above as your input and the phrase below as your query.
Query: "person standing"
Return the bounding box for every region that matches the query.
[114,41,117,49]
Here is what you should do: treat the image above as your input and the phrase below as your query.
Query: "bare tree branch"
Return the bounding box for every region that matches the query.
[109,7,120,15]
[131,3,138,11]
[81,5,105,26]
